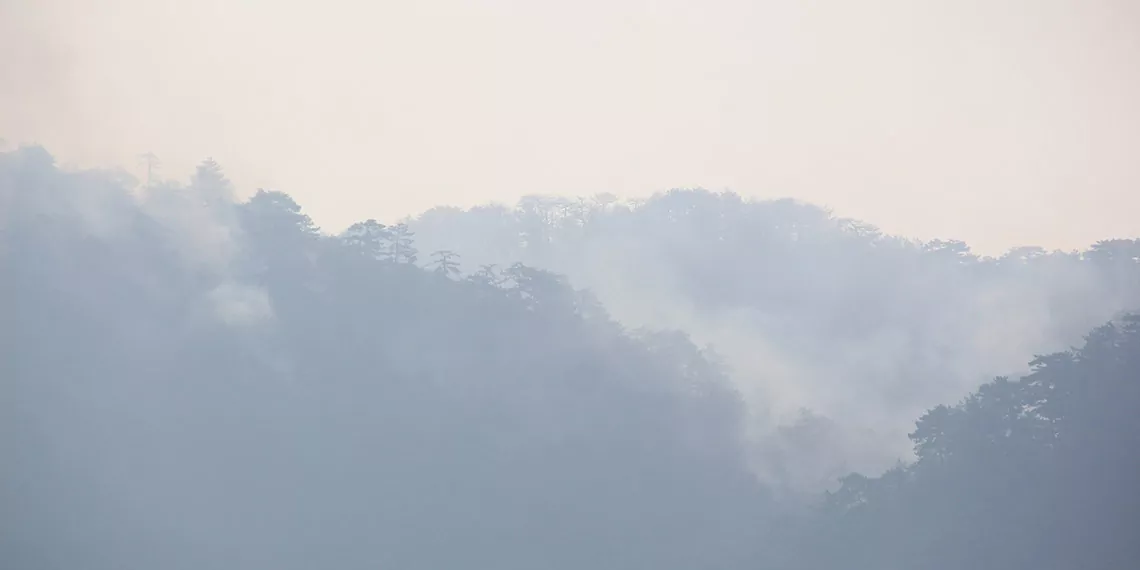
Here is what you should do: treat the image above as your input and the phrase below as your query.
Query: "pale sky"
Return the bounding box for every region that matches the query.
[2,0,1138,253]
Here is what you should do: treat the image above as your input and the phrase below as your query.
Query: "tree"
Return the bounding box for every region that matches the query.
[190,157,235,206]
[341,219,391,260]
[387,222,417,264]
[792,313,1140,570]
[241,189,319,237]
[429,249,461,278]
[475,263,504,284]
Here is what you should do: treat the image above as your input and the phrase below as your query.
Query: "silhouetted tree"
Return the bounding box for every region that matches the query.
[387,222,417,264]
[429,249,461,278]
[341,219,391,260]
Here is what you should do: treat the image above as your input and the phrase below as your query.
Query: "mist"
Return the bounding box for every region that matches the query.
[5,0,1140,568]
[409,192,1140,492]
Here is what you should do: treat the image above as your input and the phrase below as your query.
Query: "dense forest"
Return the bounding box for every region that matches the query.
[2,146,1138,569]
[410,188,1140,491]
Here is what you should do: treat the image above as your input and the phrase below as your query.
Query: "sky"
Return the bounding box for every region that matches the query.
[2,0,1138,253]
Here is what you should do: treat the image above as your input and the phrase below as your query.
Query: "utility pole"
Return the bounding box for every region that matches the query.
[138,152,160,188]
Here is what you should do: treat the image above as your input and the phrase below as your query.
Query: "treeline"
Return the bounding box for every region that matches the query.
[1,146,1138,569]
[1,147,764,569]
[411,190,1140,489]
[776,315,1140,569]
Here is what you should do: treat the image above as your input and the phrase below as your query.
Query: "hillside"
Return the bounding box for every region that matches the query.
[410,191,1140,489]
[2,147,1138,569]
[0,148,765,569]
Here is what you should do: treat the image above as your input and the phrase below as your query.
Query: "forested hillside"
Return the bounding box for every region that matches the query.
[777,315,1140,570]
[0,148,765,569]
[1,146,1138,569]
[411,191,1140,490]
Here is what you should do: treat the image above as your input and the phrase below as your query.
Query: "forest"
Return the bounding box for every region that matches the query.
[2,145,1138,569]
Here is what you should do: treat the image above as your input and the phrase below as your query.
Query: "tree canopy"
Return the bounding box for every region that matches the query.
[0,148,764,569]
[1,146,1138,569]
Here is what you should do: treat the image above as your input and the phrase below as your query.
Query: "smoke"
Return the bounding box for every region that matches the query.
[410,192,1139,494]
[206,281,274,327]
[1,145,273,326]
[5,141,1136,501]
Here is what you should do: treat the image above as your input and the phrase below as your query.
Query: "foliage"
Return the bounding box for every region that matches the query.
[2,146,1139,569]
[0,147,764,570]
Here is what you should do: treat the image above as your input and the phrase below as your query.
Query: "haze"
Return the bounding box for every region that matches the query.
[4,0,1139,253]
[5,1,1140,568]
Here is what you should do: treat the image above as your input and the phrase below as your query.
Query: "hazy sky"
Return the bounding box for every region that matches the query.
[3,0,1137,252]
